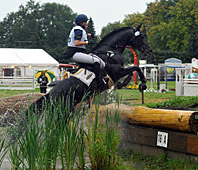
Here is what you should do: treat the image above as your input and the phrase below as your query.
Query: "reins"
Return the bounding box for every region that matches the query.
[90,32,137,56]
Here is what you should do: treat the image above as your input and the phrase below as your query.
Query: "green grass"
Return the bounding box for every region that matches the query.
[0,89,40,98]
[115,89,176,106]
[121,152,198,170]
[2,83,198,169]
[147,96,198,110]
[114,80,177,106]
[0,87,176,107]
[2,93,125,169]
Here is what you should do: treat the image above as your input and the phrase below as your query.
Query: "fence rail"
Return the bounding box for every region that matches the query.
[183,78,198,84]
[0,77,36,90]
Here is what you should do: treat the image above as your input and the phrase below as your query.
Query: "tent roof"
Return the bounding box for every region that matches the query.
[0,48,59,66]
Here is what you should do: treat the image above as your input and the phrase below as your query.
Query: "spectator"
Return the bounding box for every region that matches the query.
[38,71,48,93]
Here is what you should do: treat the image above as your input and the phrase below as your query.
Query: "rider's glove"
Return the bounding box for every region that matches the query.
[85,40,94,45]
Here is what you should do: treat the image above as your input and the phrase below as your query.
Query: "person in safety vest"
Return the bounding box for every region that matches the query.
[64,14,105,83]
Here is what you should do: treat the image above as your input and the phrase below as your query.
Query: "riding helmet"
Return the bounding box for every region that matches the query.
[75,14,88,25]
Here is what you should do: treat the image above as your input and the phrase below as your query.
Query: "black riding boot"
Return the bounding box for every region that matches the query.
[93,62,105,87]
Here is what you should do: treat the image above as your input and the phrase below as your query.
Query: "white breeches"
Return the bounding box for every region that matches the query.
[72,52,105,69]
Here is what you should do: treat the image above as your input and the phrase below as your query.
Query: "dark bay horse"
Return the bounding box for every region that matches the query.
[30,25,152,112]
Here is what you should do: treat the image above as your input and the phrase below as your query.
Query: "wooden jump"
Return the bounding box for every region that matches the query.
[90,104,198,161]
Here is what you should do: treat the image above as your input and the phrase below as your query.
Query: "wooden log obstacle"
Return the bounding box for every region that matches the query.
[90,104,198,161]
[90,104,198,133]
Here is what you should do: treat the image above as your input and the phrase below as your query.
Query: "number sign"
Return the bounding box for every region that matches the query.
[157,131,168,148]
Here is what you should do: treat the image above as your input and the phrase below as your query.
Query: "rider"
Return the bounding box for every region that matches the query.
[64,14,105,83]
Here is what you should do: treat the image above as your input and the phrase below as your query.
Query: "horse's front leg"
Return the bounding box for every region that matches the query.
[119,66,147,91]
[116,72,133,89]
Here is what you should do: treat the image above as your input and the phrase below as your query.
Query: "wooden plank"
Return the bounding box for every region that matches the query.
[122,122,198,155]
[92,104,198,155]
[187,136,198,155]
[167,130,188,153]
[123,123,157,147]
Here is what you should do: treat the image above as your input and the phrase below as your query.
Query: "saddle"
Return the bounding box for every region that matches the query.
[70,63,113,89]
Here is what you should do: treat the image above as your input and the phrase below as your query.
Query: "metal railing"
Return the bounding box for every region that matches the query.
[0,76,36,90]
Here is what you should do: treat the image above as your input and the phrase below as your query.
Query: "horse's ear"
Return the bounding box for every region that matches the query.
[135,24,142,31]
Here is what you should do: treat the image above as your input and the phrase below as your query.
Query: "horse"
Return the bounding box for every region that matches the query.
[29,24,152,113]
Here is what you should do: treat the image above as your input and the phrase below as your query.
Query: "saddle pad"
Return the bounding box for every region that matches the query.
[71,68,95,86]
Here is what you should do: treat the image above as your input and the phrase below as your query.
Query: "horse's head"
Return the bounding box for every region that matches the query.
[92,25,152,65]
[128,24,152,57]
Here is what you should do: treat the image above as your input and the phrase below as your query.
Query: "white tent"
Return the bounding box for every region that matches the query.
[0,48,59,79]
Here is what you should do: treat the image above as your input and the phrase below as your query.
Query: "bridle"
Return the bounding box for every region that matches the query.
[91,30,142,57]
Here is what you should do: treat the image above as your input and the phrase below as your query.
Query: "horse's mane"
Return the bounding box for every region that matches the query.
[92,27,133,50]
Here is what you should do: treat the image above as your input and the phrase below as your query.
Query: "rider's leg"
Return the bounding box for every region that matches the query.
[72,52,105,69]
[72,52,106,85]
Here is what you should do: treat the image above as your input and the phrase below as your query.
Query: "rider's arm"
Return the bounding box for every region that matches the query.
[75,40,88,46]
[74,29,88,46]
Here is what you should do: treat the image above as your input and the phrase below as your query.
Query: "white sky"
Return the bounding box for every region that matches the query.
[0,0,155,34]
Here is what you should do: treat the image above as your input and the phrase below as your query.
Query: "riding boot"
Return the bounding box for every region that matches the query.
[93,62,105,87]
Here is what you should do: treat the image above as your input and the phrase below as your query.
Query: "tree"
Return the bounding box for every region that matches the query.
[0,0,42,48]
[100,21,123,38]
[156,0,198,55]
[187,24,198,60]
[123,13,145,28]
[0,0,76,63]
[39,2,76,62]
[86,17,97,53]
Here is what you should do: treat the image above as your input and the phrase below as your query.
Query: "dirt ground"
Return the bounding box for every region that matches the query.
[0,93,44,127]
[0,93,45,169]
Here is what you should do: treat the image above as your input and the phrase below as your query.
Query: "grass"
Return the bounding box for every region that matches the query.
[115,80,177,106]
[1,92,125,169]
[121,152,198,170]
[147,95,198,110]
[87,97,122,169]
[0,89,40,98]
[2,82,198,169]
[115,89,176,106]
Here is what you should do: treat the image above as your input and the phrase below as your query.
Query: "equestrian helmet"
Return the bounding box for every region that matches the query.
[75,14,88,25]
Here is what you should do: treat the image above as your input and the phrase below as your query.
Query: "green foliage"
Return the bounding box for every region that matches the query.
[100,21,123,38]
[129,152,198,170]
[187,24,198,59]
[146,0,198,63]
[101,0,198,64]
[147,96,198,110]
[86,17,98,53]
[151,49,188,64]
[1,0,198,65]
[0,137,8,167]
[1,94,125,169]
[0,0,76,63]
[0,89,40,98]
[8,96,86,169]
[87,97,122,170]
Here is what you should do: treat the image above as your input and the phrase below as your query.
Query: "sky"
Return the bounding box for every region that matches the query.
[0,0,155,34]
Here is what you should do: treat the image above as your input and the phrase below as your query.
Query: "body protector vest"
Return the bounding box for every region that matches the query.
[68,25,88,49]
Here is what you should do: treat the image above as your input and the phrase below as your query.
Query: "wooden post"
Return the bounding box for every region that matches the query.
[157,67,160,91]
[141,90,144,104]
